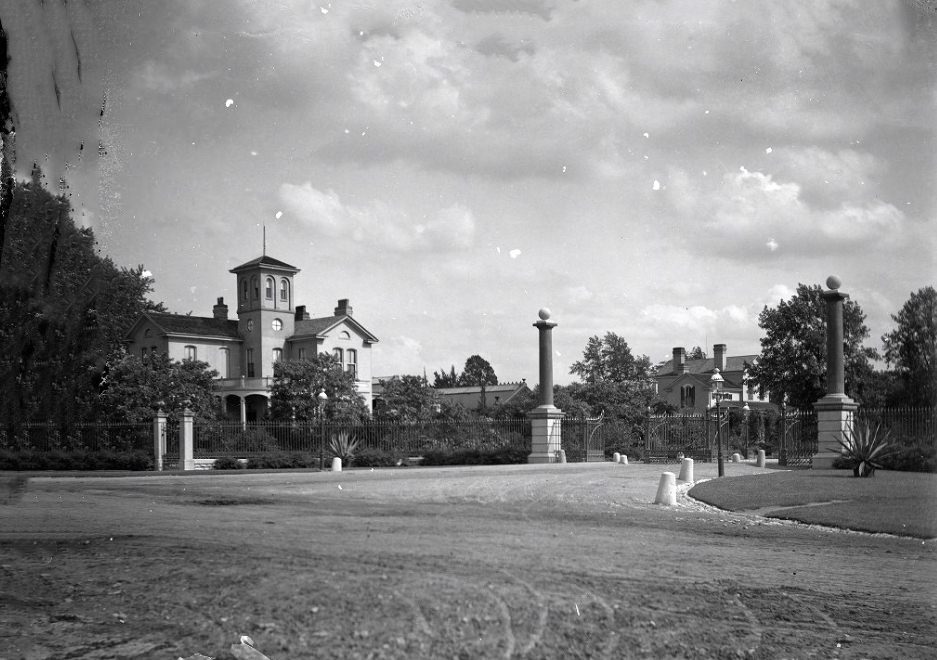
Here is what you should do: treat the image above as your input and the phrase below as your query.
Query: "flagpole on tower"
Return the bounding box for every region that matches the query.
[263,222,266,256]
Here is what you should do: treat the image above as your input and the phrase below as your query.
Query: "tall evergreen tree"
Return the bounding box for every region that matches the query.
[882,286,937,407]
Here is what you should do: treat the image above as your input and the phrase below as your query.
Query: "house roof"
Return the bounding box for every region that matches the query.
[289,315,379,343]
[434,383,529,396]
[137,312,241,339]
[229,255,300,274]
[656,355,758,377]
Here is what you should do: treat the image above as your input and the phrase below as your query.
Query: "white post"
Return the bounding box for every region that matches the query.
[678,458,694,482]
[153,410,167,472]
[180,408,195,471]
[756,449,766,468]
[654,472,677,506]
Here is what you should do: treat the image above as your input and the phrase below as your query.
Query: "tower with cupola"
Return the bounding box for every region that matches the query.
[229,256,299,379]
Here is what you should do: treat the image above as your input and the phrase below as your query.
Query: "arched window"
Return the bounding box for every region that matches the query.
[332,348,343,366]
[280,278,289,304]
[680,385,695,408]
[184,345,197,361]
[346,349,357,378]
[273,348,282,363]
[241,279,248,302]
[251,276,259,301]
[265,276,275,300]
[144,328,152,338]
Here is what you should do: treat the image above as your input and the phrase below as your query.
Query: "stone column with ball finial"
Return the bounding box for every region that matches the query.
[813,275,858,469]
[528,308,565,463]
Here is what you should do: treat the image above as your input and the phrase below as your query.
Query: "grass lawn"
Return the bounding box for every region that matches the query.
[689,468,937,538]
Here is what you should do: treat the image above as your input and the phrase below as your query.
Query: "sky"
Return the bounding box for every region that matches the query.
[1,0,935,385]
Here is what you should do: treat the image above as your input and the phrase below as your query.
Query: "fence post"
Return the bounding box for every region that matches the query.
[153,410,167,471]
[180,408,195,471]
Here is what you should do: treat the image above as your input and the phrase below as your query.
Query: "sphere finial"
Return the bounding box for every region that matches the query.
[826,275,842,290]
[538,308,551,321]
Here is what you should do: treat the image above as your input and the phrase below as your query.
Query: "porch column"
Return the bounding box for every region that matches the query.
[239,396,247,429]
[528,308,564,463]
[813,276,857,469]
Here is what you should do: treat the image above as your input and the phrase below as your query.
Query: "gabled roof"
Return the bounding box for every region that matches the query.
[131,312,241,340]
[229,255,300,274]
[656,355,757,377]
[662,371,745,391]
[289,315,379,344]
[434,383,529,396]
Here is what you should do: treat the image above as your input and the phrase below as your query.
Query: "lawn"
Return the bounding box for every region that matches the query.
[689,468,937,538]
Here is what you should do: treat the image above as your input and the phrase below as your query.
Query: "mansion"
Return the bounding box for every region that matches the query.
[125,255,379,421]
[653,344,771,412]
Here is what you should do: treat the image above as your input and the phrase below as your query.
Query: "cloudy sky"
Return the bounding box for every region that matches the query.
[2,0,935,384]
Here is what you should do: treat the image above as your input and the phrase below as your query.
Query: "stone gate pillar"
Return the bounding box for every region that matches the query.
[528,308,564,463]
[180,408,195,471]
[813,276,857,469]
[153,409,167,472]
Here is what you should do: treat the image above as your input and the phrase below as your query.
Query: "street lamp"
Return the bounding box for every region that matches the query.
[710,368,730,477]
[317,389,328,470]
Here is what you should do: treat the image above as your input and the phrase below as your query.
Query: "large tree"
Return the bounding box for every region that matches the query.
[569,332,652,383]
[268,354,369,423]
[375,375,437,422]
[433,365,460,388]
[0,169,162,424]
[458,355,498,387]
[96,350,219,423]
[882,286,937,407]
[748,283,878,409]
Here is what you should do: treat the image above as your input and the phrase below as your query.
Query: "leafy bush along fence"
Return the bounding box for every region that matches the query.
[855,407,936,472]
[193,419,531,466]
[0,422,153,470]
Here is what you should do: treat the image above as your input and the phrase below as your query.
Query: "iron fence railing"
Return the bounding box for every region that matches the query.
[192,418,531,458]
[855,407,936,444]
[0,422,152,453]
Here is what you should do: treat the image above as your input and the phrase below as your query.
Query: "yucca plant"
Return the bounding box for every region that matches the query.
[838,421,893,477]
[329,431,360,463]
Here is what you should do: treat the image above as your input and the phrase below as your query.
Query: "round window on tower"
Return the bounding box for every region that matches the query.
[272,318,283,332]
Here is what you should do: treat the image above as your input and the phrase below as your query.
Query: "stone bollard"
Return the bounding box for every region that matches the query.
[620,454,628,465]
[678,457,694,483]
[732,452,741,463]
[332,457,342,472]
[757,449,766,468]
[654,472,677,506]
[613,452,621,463]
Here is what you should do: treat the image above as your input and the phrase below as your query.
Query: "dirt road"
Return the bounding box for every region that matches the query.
[1,463,934,659]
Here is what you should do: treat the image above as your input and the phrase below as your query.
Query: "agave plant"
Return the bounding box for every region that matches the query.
[838,421,892,477]
[329,431,360,463]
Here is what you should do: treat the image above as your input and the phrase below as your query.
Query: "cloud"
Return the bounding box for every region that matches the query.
[278,182,476,252]
[664,165,908,260]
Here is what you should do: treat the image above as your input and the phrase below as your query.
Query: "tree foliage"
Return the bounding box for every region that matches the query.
[433,365,460,388]
[458,355,498,386]
[375,375,436,422]
[0,170,163,424]
[268,354,369,423]
[687,346,707,360]
[747,283,877,409]
[97,350,218,423]
[882,286,937,406]
[569,332,652,383]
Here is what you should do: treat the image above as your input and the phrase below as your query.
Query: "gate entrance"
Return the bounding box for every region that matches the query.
[560,413,606,462]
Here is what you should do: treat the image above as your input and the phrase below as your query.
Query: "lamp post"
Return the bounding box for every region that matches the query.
[710,368,729,477]
[317,389,328,470]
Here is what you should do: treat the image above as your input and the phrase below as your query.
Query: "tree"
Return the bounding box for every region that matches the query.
[882,286,937,407]
[569,332,652,383]
[96,350,219,423]
[375,375,437,422]
[433,365,460,388]
[0,170,163,424]
[687,346,707,360]
[747,283,878,409]
[268,354,369,423]
[458,355,498,386]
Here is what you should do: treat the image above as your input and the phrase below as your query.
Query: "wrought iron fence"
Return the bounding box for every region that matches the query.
[0,421,152,453]
[192,418,530,459]
[855,407,936,443]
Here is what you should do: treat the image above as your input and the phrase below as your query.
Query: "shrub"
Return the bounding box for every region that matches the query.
[213,456,244,470]
[329,431,360,462]
[246,452,319,470]
[0,450,152,471]
[352,447,400,468]
[420,446,528,466]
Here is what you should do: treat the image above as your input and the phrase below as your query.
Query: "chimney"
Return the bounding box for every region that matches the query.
[213,297,228,320]
[714,343,727,372]
[673,347,687,375]
[295,305,310,321]
[334,299,353,317]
